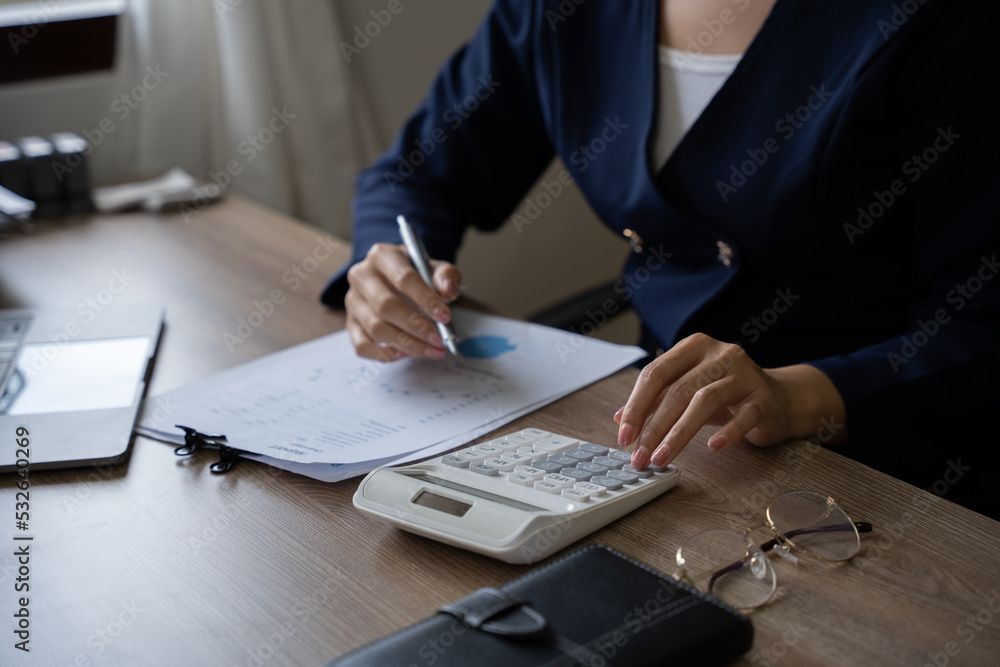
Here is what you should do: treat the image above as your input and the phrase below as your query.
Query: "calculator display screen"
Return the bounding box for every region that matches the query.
[413,490,472,517]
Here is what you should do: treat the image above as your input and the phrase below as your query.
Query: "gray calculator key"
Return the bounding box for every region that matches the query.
[607,469,639,485]
[578,442,609,455]
[577,461,610,474]
[441,455,469,468]
[560,468,592,482]
[590,475,624,491]
[592,456,624,470]
[564,449,594,462]
[547,455,578,467]
[470,463,499,476]
[533,460,564,474]
[607,450,632,462]
[649,463,672,473]
[622,464,653,478]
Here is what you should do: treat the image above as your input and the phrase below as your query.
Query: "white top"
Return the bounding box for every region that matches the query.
[650,46,742,171]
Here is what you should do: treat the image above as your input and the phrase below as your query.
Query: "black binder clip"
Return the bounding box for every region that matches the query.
[174,425,248,474]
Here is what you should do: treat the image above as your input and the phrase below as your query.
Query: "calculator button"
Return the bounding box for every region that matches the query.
[607,469,640,485]
[517,447,548,461]
[578,442,609,455]
[519,428,551,441]
[441,455,469,468]
[564,449,594,462]
[560,468,592,482]
[500,452,532,464]
[532,436,579,454]
[590,476,624,491]
[607,450,632,462]
[591,456,624,470]
[544,473,576,488]
[456,449,488,463]
[534,481,562,494]
[470,463,499,476]
[507,473,536,486]
[498,434,535,449]
[515,466,546,479]
[487,438,524,452]
[475,444,503,456]
[575,482,606,497]
[532,460,564,474]
[576,461,610,474]
[483,457,515,473]
[621,464,653,478]
[547,455,578,467]
[649,463,672,473]
[562,489,590,502]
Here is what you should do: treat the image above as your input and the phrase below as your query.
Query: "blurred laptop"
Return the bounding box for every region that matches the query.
[0,303,163,471]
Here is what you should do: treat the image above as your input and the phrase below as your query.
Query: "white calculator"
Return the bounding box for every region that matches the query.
[353,428,680,564]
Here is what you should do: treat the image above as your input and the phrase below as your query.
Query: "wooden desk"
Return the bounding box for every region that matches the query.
[2,197,998,667]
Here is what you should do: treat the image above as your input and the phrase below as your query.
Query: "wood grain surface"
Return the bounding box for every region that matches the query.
[1,197,998,667]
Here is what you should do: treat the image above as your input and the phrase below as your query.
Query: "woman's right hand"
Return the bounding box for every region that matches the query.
[345,243,462,361]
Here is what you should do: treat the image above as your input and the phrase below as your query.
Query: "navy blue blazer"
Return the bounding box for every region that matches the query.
[323,0,1000,518]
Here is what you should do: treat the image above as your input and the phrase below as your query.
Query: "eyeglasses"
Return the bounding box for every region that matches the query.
[673,491,873,610]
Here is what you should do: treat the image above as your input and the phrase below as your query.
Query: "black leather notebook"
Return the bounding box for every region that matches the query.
[327,544,753,666]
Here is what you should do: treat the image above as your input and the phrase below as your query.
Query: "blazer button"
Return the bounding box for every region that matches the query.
[716,241,734,267]
[623,229,645,254]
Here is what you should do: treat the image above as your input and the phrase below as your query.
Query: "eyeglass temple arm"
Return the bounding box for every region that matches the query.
[706,521,873,595]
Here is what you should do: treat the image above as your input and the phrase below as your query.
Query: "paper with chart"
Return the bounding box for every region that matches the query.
[137,308,645,471]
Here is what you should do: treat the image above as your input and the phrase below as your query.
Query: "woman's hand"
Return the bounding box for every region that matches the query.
[614,333,846,469]
[345,243,462,361]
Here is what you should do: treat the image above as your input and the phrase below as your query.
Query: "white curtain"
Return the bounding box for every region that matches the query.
[122,0,368,237]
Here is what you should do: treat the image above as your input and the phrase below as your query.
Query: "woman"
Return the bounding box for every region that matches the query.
[324,0,1000,519]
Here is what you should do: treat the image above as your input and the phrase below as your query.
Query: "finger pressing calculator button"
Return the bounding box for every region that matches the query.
[562,489,590,502]
[578,442,609,455]
[575,482,606,497]
[515,465,545,479]
[544,473,576,488]
[564,449,595,462]
[621,464,653,478]
[606,469,640,485]
[507,473,536,486]
[534,481,562,494]
[470,463,499,476]
[441,455,470,468]
[483,457,515,473]
[560,468,592,482]
[577,461,610,474]
[590,475,624,491]
[591,456,624,470]
[607,450,632,462]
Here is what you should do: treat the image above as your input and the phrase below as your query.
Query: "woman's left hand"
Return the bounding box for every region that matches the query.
[614,333,845,470]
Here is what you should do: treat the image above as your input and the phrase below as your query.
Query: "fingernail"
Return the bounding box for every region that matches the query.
[426,347,447,360]
[613,406,624,422]
[432,307,450,324]
[651,444,671,467]
[708,434,727,452]
[631,446,650,470]
[618,424,633,448]
[445,280,460,300]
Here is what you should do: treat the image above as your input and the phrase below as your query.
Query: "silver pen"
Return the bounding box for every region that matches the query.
[397,215,460,355]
